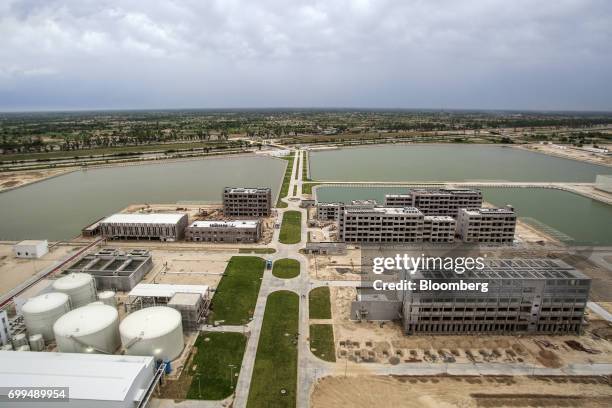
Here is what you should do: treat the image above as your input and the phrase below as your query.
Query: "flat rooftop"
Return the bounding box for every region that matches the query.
[462,207,515,216]
[128,283,209,298]
[102,213,186,224]
[224,187,270,193]
[424,216,455,221]
[15,240,47,246]
[189,220,259,228]
[346,206,423,215]
[0,351,153,402]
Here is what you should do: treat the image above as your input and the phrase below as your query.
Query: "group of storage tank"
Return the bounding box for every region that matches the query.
[17,274,184,361]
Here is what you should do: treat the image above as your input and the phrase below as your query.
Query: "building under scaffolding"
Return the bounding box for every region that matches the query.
[126,284,211,330]
[65,248,152,291]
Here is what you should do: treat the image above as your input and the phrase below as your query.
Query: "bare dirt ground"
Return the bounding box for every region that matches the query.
[311,375,612,408]
[0,242,83,295]
[520,144,612,167]
[558,253,612,303]
[140,249,230,287]
[329,286,612,368]
[0,168,72,192]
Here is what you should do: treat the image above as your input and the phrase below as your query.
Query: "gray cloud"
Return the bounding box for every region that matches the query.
[1,0,611,110]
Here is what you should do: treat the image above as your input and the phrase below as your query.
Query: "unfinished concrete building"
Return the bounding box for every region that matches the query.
[352,259,590,335]
[185,220,262,243]
[341,207,425,243]
[316,200,378,222]
[65,248,152,291]
[125,284,211,326]
[100,213,188,241]
[457,207,516,244]
[223,187,271,217]
[422,216,456,243]
[384,188,482,217]
[167,293,208,330]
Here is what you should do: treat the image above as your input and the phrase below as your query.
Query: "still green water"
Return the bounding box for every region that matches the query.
[0,156,285,241]
[310,145,612,182]
[315,186,612,245]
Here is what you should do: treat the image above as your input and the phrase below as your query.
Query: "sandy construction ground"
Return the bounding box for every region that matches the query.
[0,168,73,192]
[140,248,231,287]
[520,144,612,167]
[311,375,612,408]
[0,242,83,295]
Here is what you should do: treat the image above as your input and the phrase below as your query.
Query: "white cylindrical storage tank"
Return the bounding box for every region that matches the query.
[52,273,97,308]
[120,306,184,361]
[22,292,71,342]
[11,333,28,349]
[17,345,30,352]
[53,304,120,354]
[98,291,117,308]
[28,334,45,351]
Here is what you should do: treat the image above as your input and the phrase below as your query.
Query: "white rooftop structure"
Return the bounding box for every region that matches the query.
[101,213,186,224]
[13,240,48,259]
[189,220,259,228]
[0,351,156,407]
[128,283,209,299]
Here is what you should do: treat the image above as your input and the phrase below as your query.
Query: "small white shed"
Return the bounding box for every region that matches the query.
[13,240,49,259]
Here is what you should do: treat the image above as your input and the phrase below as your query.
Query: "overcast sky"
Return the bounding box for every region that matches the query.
[1,0,611,111]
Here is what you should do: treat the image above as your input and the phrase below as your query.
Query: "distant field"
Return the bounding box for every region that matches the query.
[0,141,237,162]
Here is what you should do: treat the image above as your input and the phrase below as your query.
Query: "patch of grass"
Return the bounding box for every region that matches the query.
[301,182,320,195]
[272,258,300,279]
[238,248,276,254]
[276,152,296,208]
[309,324,336,362]
[309,287,331,319]
[292,184,297,196]
[247,291,299,408]
[187,332,247,400]
[209,256,264,324]
[279,211,302,244]
[302,151,309,181]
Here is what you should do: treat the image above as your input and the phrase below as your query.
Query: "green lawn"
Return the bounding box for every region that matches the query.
[208,256,264,325]
[309,287,331,319]
[247,291,299,408]
[238,248,276,254]
[302,151,309,181]
[309,324,336,362]
[276,153,296,208]
[187,332,247,399]
[279,211,302,244]
[272,258,300,279]
[301,183,319,195]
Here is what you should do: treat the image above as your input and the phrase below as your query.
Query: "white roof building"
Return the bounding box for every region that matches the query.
[0,351,157,408]
[188,220,259,229]
[13,240,48,259]
[101,213,187,224]
[128,283,210,299]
